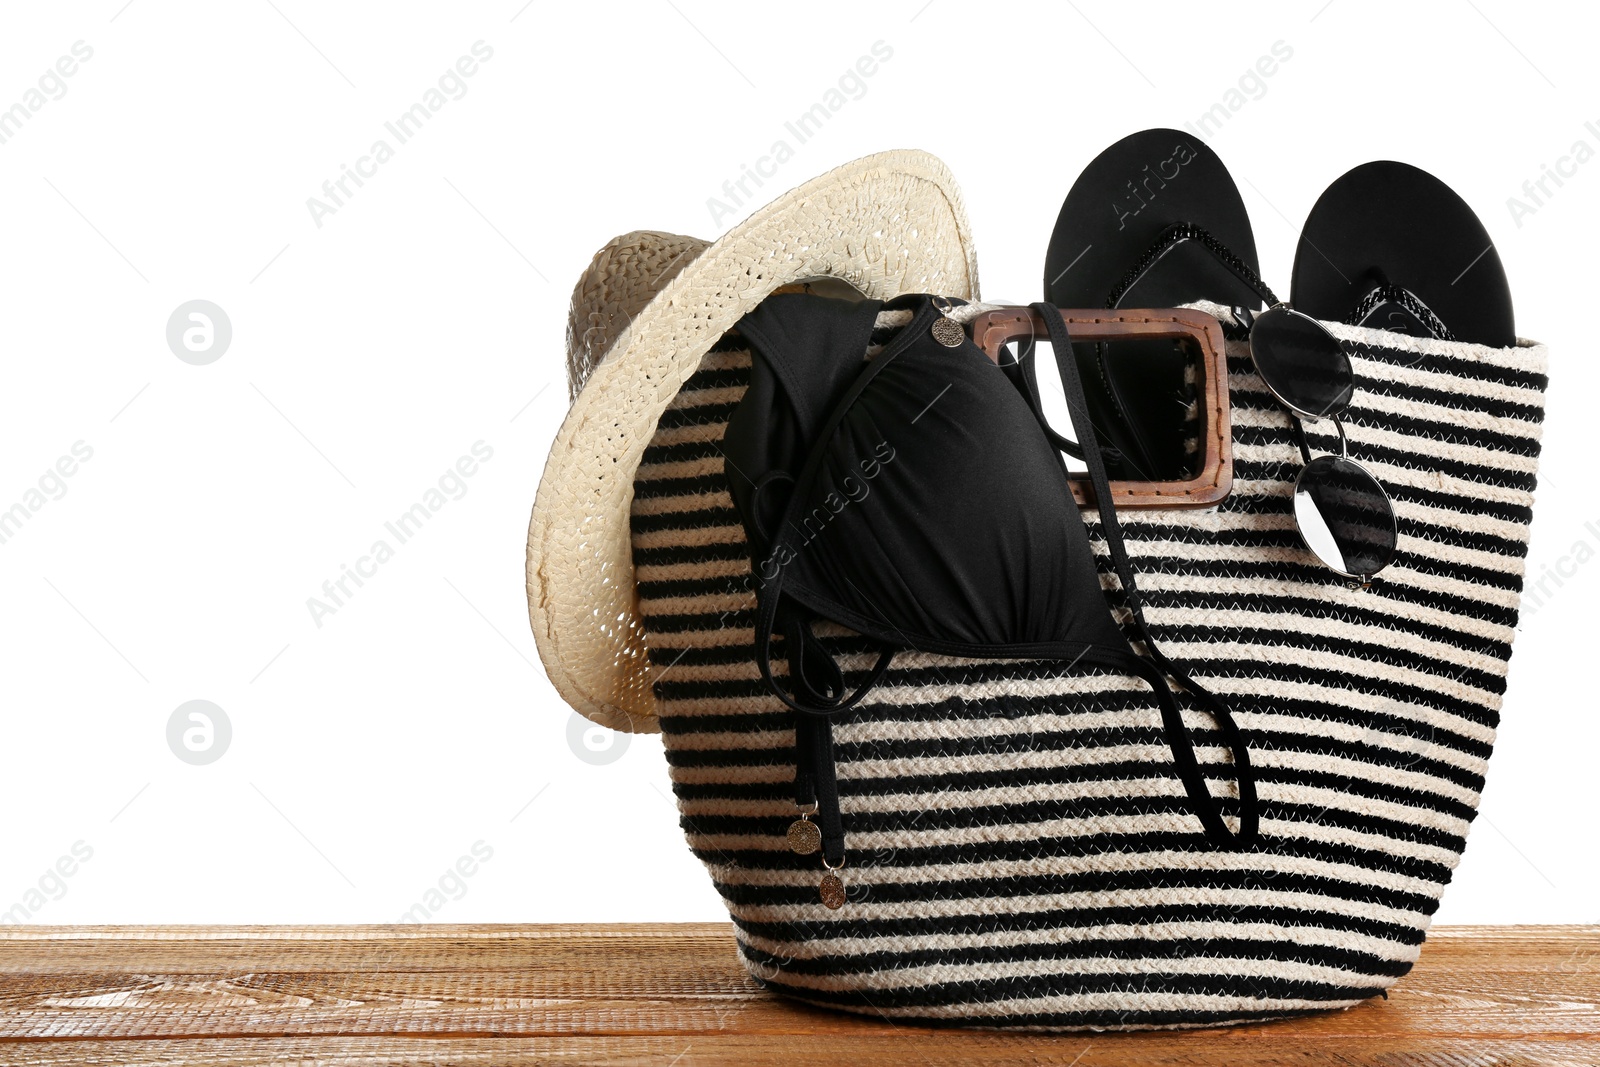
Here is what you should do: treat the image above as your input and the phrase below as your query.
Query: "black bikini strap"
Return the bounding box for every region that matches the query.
[1031,302,1259,846]
[747,304,928,868]
[793,715,846,866]
[1001,346,1088,462]
[748,304,935,719]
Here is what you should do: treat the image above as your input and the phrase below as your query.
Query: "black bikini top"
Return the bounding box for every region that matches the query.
[721,293,1257,858]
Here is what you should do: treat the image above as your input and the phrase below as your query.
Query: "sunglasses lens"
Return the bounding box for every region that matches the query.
[1294,455,1397,579]
[1250,307,1353,418]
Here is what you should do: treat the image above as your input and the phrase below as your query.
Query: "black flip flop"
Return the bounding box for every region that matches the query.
[1291,161,1515,349]
[1044,129,1266,481]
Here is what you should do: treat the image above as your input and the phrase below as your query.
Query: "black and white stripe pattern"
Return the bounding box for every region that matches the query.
[628,305,1547,1030]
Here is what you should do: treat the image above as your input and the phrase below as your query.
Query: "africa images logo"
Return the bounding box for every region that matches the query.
[305,42,495,228]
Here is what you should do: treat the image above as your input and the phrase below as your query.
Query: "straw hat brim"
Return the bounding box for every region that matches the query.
[527,149,980,732]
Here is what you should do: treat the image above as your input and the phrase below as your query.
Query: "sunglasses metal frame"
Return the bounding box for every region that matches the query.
[1291,442,1400,587]
[1245,303,1399,585]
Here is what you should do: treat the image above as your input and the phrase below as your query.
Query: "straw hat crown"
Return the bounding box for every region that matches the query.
[528,150,979,731]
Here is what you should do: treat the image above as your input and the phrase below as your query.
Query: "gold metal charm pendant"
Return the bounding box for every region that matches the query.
[818,852,847,909]
[930,295,964,347]
[786,817,821,855]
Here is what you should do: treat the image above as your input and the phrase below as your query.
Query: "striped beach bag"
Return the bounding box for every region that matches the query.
[627,296,1548,1029]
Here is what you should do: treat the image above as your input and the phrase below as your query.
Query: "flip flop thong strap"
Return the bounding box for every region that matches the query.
[1344,283,1458,341]
[1105,221,1279,310]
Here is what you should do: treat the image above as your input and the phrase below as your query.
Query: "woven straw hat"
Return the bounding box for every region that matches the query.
[527,149,979,732]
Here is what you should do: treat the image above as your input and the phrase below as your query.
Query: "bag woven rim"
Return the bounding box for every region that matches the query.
[526,149,980,732]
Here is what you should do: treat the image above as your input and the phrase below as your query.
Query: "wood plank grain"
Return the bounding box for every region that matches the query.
[0,966,1597,1038]
[0,924,1594,1065]
[3,1035,1600,1067]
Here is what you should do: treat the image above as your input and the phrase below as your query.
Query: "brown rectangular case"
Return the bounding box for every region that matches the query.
[966,306,1232,509]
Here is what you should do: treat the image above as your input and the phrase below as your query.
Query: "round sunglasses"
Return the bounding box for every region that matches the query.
[1110,224,1399,585]
[1240,304,1397,585]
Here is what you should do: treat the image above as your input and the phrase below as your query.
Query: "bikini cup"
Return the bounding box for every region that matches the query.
[731,294,1124,658]
[721,293,1256,864]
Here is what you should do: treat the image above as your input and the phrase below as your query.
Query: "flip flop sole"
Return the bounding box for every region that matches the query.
[1044,129,1262,309]
[1044,129,1262,481]
[1291,161,1514,349]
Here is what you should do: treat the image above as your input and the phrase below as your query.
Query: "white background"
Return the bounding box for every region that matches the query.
[0,0,1592,926]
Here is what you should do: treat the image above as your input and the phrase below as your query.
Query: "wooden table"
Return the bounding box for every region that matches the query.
[0,924,1595,1065]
